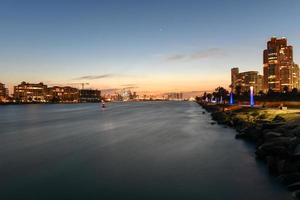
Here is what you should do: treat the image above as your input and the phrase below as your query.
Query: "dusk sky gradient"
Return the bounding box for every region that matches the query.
[1,0,300,93]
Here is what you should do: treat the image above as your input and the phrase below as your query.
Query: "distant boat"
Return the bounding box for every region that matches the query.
[101,100,106,108]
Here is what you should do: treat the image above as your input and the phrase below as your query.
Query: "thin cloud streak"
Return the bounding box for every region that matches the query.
[166,48,226,61]
[120,84,137,87]
[73,74,114,80]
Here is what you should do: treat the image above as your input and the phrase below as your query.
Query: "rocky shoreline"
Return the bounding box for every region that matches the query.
[198,101,300,199]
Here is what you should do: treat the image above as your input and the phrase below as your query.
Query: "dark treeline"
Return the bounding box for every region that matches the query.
[196,87,300,102]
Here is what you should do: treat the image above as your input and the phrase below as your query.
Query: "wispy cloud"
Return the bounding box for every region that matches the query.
[101,88,120,92]
[101,85,139,94]
[120,84,139,90]
[73,74,114,80]
[120,84,137,87]
[166,54,186,61]
[166,48,226,61]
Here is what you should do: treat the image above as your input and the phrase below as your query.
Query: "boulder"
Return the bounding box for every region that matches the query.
[278,173,300,185]
[272,115,286,123]
[235,126,262,141]
[290,127,300,137]
[293,144,300,158]
[288,182,300,191]
[292,190,300,200]
[262,122,285,130]
[256,138,293,159]
[263,131,282,141]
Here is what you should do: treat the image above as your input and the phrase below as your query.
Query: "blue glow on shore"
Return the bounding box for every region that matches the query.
[250,86,254,107]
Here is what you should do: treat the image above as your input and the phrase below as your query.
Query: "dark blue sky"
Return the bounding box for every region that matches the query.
[1,0,300,92]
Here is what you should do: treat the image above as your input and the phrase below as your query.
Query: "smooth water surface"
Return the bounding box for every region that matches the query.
[0,102,292,199]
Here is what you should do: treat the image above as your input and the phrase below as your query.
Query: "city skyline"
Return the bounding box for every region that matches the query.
[1,1,300,94]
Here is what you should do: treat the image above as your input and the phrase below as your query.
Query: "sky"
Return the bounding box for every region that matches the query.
[1,0,300,94]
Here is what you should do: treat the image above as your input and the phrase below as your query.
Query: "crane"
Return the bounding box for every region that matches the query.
[70,83,90,90]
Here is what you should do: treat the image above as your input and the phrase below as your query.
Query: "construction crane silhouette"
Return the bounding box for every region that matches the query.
[48,83,89,89]
[69,83,90,89]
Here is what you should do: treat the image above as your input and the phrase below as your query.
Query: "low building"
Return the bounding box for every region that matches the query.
[167,92,183,100]
[14,82,47,102]
[0,82,8,102]
[79,89,101,102]
[46,86,79,103]
[231,68,263,94]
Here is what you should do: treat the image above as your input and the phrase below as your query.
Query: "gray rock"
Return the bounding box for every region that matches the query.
[264,131,282,140]
[288,182,300,191]
[293,144,300,158]
[278,173,300,185]
[290,126,300,137]
[262,122,285,129]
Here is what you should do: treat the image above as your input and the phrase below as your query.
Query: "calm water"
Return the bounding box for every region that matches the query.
[0,101,292,200]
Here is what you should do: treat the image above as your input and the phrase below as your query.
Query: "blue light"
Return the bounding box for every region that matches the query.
[230,92,234,105]
[250,86,254,107]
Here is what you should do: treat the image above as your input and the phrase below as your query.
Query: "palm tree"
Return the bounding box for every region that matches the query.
[214,86,229,103]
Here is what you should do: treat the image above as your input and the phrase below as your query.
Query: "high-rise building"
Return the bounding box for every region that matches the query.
[14,82,47,102]
[263,37,299,92]
[292,64,299,89]
[231,68,263,94]
[0,82,8,102]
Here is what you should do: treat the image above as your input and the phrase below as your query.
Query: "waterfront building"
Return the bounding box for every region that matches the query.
[79,89,101,102]
[46,86,79,103]
[231,68,263,94]
[14,82,47,102]
[167,92,183,100]
[263,37,299,92]
[0,82,8,102]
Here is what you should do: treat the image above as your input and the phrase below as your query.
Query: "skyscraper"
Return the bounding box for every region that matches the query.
[292,64,299,89]
[263,37,299,92]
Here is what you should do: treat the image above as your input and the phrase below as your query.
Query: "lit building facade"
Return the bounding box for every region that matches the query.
[231,67,239,89]
[14,82,47,102]
[46,86,79,102]
[263,37,299,92]
[231,68,263,94]
[79,89,101,102]
[0,82,8,102]
[292,64,299,89]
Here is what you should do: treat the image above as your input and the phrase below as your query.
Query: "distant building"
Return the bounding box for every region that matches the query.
[231,68,263,94]
[14,82,47,102]
[0,83,8,102]
[263,37,299,92]
[167,92,183,100]
[79,89,101,102]
[46,86,79,103]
